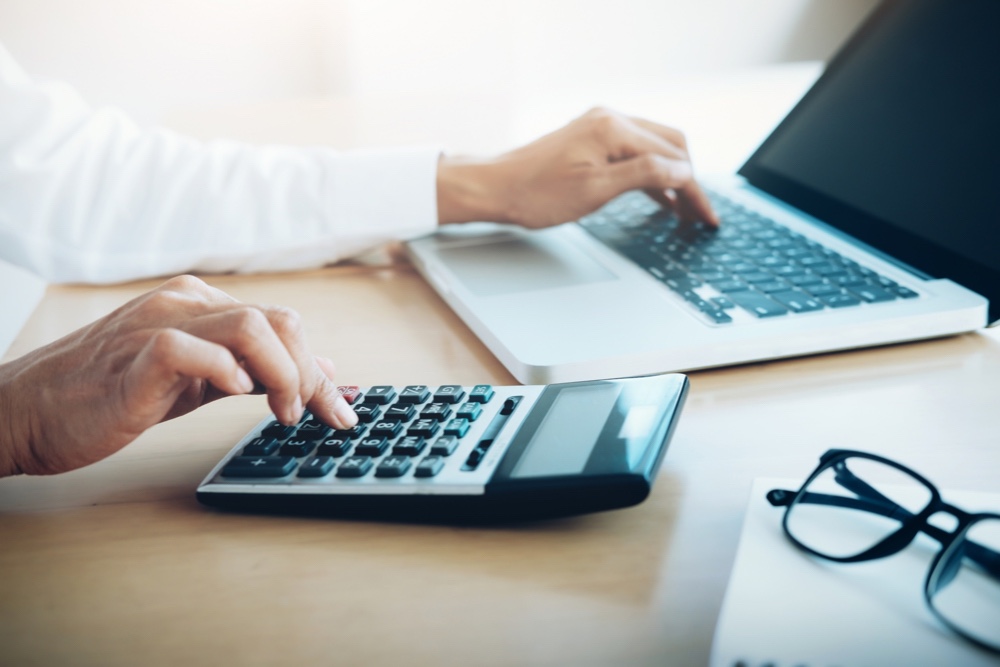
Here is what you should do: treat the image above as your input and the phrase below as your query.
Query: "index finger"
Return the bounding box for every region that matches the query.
[629,117,719,227]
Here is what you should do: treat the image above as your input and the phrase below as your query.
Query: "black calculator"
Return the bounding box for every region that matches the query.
[197,374,688,522]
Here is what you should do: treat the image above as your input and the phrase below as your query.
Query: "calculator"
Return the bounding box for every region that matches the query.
[196,374,688,522]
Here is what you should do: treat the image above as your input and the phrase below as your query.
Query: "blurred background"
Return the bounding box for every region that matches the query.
[1,0,878,124]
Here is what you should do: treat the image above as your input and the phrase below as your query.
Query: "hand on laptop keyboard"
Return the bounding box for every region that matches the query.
[436,107,719,230]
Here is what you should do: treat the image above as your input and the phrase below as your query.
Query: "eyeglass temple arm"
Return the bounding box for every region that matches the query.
[832,465,1000,578]
[767,488,1000,578]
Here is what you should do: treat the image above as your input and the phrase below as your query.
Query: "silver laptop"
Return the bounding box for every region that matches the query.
[406,0,998,384]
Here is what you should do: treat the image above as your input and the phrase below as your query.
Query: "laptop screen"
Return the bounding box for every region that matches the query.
[739,0,1000,324]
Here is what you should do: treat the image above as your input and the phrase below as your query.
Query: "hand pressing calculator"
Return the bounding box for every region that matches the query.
[197,374,688,522]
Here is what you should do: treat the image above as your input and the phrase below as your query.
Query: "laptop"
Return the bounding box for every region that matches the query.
[406,0,998,384]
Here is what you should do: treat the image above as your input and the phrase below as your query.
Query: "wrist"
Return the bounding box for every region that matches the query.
[436,155,513,225]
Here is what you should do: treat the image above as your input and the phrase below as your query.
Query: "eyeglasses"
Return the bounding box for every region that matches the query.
[767,449,1000,655]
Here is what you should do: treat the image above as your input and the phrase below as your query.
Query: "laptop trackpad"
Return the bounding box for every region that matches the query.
[436,233,616,297]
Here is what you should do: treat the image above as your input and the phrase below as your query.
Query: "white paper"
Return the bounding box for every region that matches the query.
[710,478,1000,667]
[0,259,46,359]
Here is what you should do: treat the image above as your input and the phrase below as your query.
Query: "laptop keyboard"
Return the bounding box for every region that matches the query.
[577,191,919,324]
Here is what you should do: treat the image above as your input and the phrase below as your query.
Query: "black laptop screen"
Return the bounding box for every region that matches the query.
[739,0,1000,323]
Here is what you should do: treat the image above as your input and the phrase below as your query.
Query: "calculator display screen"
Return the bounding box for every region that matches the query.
[509,383,621,478]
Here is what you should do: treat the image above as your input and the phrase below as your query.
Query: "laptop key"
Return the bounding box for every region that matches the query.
[701,307,734,324]
[788,273,824,287]
[738,271,777,284]
[711,296,736,310]
[713,280,752,293]
[804,283,842,298]
[822,293,862,308]
[847,284,897,303]
[769,290,825,313]
[725,291,789,318]
[681,290,713,311]
[756,280,792,294]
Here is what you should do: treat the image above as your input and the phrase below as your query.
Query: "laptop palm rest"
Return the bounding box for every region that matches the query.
[434,231,617,297]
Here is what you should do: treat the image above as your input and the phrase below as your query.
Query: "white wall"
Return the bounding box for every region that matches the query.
[0,0,878,123]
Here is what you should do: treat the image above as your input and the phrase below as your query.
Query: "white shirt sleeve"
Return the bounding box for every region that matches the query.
[0,43,441,284]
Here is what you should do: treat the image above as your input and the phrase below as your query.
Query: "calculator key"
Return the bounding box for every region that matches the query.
[500,397,521,416]
[370,421,403,438]
[375,455,412,478]
[294,421,333,441]
[316,438,351,457]
[397,385,431,404]
[336,456,374,478]
[221,456,297,478]
[430,435,460,456]
[332,425,366,439]
[261,421,296,440]
[352,404,381,423]
[363,386,397,405]
[468,385,494,404]
[297,456,335,478]
[433,385,466,404]
[456,402,482,421]
[414,456,445,478]
[383,403,416,422]
[242,437,279,456]
[280,439,317,458]
[355,436,390,456]
[407,419,440,438]
[393,436,427,457]
[464,447,486,470]
[419,403,452,422]
[337,386,362,405]
[443,418,471,438]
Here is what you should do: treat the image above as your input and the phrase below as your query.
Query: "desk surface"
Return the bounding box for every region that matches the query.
[3,67,1000,667]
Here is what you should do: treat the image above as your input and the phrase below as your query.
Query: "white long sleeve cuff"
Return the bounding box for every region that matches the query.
[0,43,440,284]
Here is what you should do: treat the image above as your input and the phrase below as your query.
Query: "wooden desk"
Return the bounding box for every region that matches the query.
[3,66,1000,666]
[2,260,999,667]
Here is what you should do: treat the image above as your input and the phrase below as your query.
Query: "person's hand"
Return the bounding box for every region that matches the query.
[0,275,357,477]
[436,107,718,229]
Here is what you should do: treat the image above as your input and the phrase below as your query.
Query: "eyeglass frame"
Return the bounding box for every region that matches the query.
[767,448,1000,656]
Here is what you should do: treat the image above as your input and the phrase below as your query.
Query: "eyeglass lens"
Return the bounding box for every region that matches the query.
[928,516,1000,649]
[786,456,932,559]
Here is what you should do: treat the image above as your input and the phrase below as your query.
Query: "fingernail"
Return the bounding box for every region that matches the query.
[235,368,254,393]
[334,395,358,428]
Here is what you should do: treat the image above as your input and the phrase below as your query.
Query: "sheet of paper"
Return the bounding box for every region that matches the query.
[711,478,1000,667]
[0,259,46,360]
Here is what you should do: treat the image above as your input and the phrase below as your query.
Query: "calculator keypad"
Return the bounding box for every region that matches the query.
[219,385,510,483]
